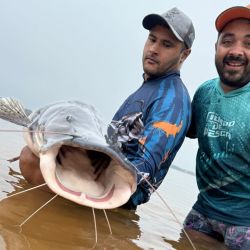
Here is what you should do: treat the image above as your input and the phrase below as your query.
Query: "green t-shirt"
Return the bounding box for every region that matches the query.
[189,78,250,226]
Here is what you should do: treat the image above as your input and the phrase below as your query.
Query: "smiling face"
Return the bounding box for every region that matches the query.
[142,25,190,80]
[215,18,250,92]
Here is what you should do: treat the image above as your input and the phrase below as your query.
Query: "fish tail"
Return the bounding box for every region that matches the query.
[0,97,31,127]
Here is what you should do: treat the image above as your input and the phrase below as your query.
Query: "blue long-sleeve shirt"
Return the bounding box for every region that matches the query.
[112,71,191,208]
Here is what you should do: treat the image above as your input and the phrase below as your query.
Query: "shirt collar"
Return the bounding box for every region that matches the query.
[142,70,180,82]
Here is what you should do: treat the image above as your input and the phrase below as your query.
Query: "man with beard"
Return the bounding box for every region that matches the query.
[19,7,195,209]
[109,7,194,209]
[184,5,250,250]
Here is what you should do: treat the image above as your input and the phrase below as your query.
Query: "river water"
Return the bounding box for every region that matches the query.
[0,120,227,250]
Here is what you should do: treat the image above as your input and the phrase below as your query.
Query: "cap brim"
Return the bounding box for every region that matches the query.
[142,14,183,42]
[216,6,250,32]
[143,14,169,30]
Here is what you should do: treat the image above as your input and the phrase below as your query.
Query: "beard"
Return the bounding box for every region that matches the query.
[142,53,180,80]
[215,54,250,88]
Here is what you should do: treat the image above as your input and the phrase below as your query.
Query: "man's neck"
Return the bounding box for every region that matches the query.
[143,70,179,82]
[220,82,236,93]
[220,81,250,93]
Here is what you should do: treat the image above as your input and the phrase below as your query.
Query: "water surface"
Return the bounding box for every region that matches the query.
[0,120,227,250]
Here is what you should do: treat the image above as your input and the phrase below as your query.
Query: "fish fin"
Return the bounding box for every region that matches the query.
[0,97,31,127]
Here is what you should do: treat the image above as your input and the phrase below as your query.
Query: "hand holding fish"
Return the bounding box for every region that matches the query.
[19,146,53,193]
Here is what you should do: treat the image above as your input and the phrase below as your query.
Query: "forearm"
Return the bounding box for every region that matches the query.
[19,146,52,192]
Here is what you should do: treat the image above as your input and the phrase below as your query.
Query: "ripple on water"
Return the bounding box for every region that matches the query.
[0,120,227,250]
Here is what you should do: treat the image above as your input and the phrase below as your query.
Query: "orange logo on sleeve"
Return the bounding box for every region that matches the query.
[139,137,146,146]
[153,121,182,137]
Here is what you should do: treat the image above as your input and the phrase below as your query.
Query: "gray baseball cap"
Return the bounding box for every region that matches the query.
[142,7,195,48]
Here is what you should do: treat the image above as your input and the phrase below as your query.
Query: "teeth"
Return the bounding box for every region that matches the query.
[227,62,243,66]
[80,193,85,199]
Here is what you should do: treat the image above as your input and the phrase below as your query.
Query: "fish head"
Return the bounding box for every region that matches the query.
[39,145,137,209]
[24,101,105,153]
[24,100,137,209]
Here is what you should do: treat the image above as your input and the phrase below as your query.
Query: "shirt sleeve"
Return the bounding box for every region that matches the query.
[124,94,189,185]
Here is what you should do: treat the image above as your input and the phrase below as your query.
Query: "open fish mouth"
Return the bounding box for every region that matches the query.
[39,145,136,209]
[55,178,116,202]
[0,98,137,209]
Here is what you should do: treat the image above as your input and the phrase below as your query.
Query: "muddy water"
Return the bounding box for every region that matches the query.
[0,120,227,250]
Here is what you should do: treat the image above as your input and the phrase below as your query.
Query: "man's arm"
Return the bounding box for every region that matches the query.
[125,96,190,185]
[19,146,52,192]
[129,120,186,183]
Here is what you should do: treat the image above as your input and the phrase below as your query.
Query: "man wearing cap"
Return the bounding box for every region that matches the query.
[184,5,250,250]
[19,7,195,209]
[110,7,195,209]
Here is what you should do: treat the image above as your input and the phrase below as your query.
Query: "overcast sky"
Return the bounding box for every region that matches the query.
[0,0,249,171]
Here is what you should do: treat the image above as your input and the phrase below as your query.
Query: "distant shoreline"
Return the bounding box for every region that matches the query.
[171,165,195,176]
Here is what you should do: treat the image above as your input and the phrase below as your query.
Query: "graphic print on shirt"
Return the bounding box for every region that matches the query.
[203,112,235,139]
[153,121,182,137]
[199,112,245,192]
[107,112,144,147]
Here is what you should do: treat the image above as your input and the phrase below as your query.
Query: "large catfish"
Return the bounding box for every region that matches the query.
[0,97,138,209]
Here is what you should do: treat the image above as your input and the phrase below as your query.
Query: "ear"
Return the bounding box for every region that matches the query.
[180,48,191,63]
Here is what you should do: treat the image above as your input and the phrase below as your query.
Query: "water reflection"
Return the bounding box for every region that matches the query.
[0,120,228,249]
[0,164,142,250]
[169,229,228,250]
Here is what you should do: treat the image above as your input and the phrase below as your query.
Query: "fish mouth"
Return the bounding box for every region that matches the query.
[55,174,116,203]
[39,145,137,209]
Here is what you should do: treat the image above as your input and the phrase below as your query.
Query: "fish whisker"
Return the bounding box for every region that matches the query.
[89,208,112,249]
[18,194,58,228]
[131,151,197,250]
[103,209,112,235]
[91,207,98,249]
[0,129,77,137]
[1,183,47,201]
